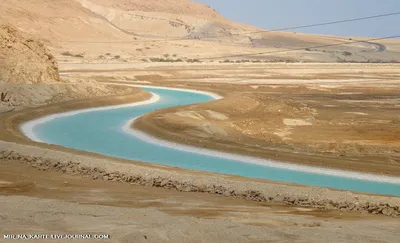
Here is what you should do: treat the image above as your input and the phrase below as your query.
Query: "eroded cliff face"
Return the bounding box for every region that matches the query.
[90,0,221,18]
[0,24,60,84]
[0,24,136,110]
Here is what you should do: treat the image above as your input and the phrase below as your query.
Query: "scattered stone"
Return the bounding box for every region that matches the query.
[1,148,399,217]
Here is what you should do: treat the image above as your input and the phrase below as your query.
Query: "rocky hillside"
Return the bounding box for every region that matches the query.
[93,0,221,18]
[0,24,60,84]
[0,0,226,40]
[0,0,399,63]
[0,23,135,111]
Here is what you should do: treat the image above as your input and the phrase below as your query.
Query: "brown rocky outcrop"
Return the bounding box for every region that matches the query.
[0,24,60,84]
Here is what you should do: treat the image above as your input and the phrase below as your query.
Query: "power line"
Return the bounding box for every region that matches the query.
[199,35,400,60]
[215,11,400,38]
[2,11,399,63]
[54,11,400,44]
[204,36,399,60]
[1,35,398,64]
[54,34,399,63]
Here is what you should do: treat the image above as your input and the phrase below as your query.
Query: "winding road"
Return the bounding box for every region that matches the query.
[322,36,387,52]
[360,40,386,52]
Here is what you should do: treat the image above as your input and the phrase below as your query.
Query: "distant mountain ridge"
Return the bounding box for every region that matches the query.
[0,0,399,63]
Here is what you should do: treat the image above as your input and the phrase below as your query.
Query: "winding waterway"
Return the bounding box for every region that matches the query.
[21,85,400,197]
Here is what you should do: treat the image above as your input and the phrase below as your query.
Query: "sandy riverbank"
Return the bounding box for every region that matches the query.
[119,63,400,177]
[1,140,400,218]
[2,160,400,243]
[0,80,399,217]
[0,75,399,242]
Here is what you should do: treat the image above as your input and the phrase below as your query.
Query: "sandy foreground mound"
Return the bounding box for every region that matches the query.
[0,24,60,84]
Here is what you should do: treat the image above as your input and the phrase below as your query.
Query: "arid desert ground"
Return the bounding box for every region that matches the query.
[1,0,400,242]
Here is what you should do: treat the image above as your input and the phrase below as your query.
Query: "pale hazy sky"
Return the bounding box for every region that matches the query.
[195,0,400,37]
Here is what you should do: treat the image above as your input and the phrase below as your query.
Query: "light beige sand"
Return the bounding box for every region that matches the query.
[1,195,399,243]
[0,159,397,243]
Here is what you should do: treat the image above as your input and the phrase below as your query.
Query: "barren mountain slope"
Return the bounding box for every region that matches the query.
[93,0,221,18]
[0,0,134,41]
[0,0,399,62]
[0,0,227,40]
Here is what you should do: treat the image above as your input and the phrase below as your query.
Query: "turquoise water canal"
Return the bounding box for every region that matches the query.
[22,86,400,197]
